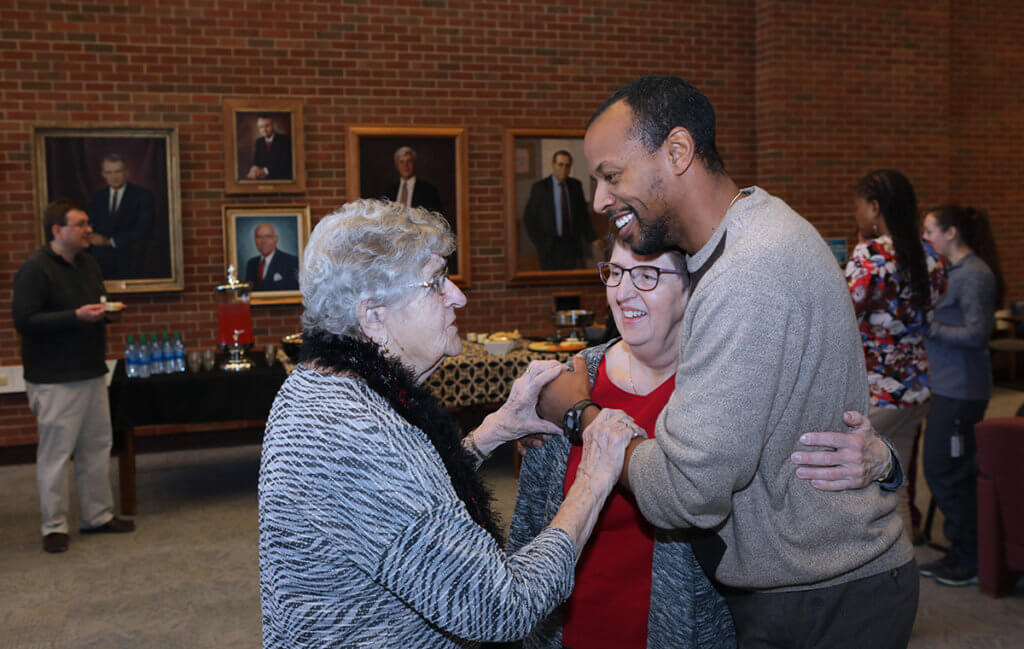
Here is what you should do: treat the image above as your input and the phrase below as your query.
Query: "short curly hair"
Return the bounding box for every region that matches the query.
[301,199,455,337]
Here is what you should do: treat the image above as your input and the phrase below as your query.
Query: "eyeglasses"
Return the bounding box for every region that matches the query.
[409,269,450,296]
[597,261,684,291]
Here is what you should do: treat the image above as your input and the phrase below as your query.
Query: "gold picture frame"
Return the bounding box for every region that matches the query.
[504,128,608,285]
[223,204,311,305]
[32,124,184,294]
[223,97,307,195]
[345,125,470,285]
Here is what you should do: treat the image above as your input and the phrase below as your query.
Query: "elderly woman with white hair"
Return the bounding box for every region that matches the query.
[258,199,641,649]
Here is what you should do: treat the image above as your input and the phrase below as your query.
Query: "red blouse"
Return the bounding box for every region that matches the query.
[561,355,675,649]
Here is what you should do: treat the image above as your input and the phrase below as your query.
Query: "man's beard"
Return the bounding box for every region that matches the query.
[629,212,671,255]
[628,175,675,255]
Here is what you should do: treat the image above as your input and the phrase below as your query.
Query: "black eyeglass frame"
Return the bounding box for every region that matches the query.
[596,261,684,292]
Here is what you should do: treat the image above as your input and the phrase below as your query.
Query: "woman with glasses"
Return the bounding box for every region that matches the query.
[509,238,905,649]
[258,199,641,648]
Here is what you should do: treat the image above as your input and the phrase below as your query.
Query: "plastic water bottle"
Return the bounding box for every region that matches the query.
[136,334,151,378]
[149,333,164,375]
[125,335,138,378]
[161,333,174,374]
[173,332,186,372]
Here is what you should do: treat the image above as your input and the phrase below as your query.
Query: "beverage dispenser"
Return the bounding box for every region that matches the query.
[215,265,254,371]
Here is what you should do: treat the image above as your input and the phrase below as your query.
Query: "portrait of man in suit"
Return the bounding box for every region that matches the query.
[246,115,293,181]
[522,150,597,270]
[85,154,155,279]
[385,146,443,213]
[243,222,299,291]
[351,131,463,278]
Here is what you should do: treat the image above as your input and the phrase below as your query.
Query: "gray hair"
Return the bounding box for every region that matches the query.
[300,199,455,337]
[393,146,417,163]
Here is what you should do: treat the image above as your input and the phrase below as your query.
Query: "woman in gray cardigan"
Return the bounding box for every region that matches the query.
[920,205,1005,587]
[258,199,642,648]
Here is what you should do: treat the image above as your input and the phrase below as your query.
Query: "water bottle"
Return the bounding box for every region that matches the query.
[161,333,174,374]
[137,334,151,378]
[149,333,164,375]
[173,332,187,372]
[125,335,138,378]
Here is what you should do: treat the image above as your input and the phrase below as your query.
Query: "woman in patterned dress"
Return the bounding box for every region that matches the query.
[846,169,946,537]
[257,199,641,648]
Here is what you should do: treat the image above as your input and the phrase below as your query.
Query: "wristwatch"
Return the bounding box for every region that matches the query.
[563,398,600,445]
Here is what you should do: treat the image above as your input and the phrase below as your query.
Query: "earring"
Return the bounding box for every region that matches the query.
[378,335,390,355]
[872,222,878,236]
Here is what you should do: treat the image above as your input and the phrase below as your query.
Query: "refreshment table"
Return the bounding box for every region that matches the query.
[109,339,573,514]
[108,350,286,515]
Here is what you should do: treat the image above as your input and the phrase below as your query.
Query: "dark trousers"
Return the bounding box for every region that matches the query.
[923,393,988,568]
[724,561,919,649]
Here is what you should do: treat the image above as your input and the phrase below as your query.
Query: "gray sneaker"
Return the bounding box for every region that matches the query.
[933,562,978,587]
[919,553,955,578]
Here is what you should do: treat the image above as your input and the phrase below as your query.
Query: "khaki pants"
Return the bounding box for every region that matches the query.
[869,402,930,535]
[26,377,114,535]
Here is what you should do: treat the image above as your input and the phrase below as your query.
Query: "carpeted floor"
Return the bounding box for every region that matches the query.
[1,388,1023,648]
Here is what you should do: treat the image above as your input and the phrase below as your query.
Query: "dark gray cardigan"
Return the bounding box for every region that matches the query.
[507,341,736,649]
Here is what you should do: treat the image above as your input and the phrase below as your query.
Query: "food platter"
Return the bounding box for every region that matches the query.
[527,340,587,353]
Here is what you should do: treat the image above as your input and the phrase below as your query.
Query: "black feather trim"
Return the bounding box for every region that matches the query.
[299,329,503,543]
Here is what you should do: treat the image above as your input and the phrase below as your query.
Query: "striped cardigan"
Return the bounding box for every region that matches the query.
[508,342,736,649]
[258,364,576,648]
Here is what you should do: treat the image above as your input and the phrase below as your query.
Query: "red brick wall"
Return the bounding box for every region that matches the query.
[950,0,1024,296]
[0,0,1020,446]
[755,0,952,238]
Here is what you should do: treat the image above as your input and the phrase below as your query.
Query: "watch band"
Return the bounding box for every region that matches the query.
[564,398,599,445]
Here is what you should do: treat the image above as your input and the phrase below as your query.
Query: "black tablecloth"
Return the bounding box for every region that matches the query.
[108,351,287,430]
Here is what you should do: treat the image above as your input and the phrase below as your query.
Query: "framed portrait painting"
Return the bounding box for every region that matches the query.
[223,205,311,305]
[346,126,469,284]
[32,125,184,294]
[504,128,609,285]
[223,98,306,195]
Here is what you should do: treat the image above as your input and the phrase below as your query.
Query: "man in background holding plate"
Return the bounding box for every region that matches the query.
[13,199,135,554]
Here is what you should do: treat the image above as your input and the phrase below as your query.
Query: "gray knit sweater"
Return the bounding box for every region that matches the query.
[628,186,913,592]
[508,342,736,649]
[258,365,576,648]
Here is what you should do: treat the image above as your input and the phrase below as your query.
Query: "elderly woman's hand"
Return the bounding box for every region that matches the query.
[548,408,645,557]
[465,360,567,461]
[537,355,593,424]
[575,408,644,489]
[790,410,895,491]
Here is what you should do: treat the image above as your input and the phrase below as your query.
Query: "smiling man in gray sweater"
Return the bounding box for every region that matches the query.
[541,76,917,648]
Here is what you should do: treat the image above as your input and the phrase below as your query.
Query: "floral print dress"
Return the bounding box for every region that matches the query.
[845,235,946,408]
